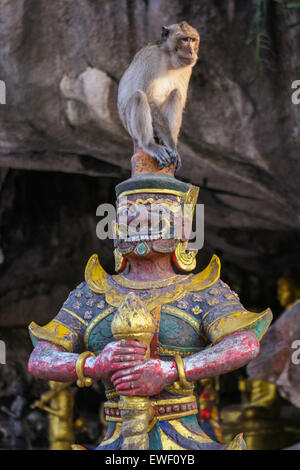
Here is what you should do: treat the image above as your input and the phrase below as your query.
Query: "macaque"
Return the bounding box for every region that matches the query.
[118,21,200,170]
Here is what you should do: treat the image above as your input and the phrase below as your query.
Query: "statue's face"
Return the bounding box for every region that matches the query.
[115,192,190,257]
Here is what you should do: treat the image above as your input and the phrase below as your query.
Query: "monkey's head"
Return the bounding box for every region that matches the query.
[161,21,200,69]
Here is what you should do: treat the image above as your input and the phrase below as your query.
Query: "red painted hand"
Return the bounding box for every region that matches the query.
[87,340,148,381]
[111,358,177,396]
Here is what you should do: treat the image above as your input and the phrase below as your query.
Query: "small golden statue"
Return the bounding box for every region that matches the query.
[277,276,300,309]
[31,381,74,450]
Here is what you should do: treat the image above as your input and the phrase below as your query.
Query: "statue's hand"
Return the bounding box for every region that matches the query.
[111,358,176,396]
[91,340,147,381]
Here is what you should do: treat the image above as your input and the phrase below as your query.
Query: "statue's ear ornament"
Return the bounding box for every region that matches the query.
[114,248,128,273]
[172,241,197,272]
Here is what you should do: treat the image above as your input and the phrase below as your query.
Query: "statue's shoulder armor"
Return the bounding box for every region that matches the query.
[183,255,272,343]
[28,271,106,352]
[187,255,221,294]
[84,254,108,294]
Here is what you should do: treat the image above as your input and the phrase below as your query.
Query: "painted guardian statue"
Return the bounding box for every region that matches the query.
[27,150,272,450]
[27,22,272,450]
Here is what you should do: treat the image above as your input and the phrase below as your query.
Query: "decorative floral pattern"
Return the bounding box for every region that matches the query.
[207,298,219,306]
[192,293,203,302]
[84,310,93,320]
[72,301,82,310]
[192,305,203,316]
[177,300,188,310]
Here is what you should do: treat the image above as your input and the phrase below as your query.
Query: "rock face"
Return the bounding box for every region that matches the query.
[247,300,300,409]
[0,1,300,394]
[0,1,299,264]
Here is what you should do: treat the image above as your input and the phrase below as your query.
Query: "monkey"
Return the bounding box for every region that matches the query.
[118,21,200,170]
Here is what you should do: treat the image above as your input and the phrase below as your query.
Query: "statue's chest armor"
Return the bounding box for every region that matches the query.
[84,303,206,356]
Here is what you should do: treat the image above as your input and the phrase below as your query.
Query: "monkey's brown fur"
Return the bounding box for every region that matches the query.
[118,22,200,170]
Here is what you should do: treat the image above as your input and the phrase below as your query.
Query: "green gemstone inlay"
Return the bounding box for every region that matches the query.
[137,242,147,255]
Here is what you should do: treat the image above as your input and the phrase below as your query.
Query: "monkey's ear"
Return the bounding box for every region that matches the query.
[161,26,169,40]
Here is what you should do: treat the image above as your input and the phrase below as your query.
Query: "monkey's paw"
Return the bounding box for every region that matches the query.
[164,146,181,171]
[144,143,172,169]
[175,153,181,171]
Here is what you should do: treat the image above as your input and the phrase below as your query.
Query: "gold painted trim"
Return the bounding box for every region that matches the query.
[187,255,221,292]
[104,416,123,422]
[159,428,186,450]
[118,198,183,207]
[104,395,197,424]
[158,344,200,357]
[105,389,119,399]
[61,308,88,326]
[161,306,199,331]
[158,409,197,421]
[206,309,248,331]
[104,402,119,408]
[28,320,75,353]
[202,301,241,321]
[84,307,115,347]
[85,254,220,304]
[170,420,214,443]
[112,273,191,290]
[105,395,195,407]
[151,396,196,406]
[175,355,194,390]
[105,409,198,426]
[84,254,107,294]
[208,308,272,343]
[118,188,187,200]
[99,422,122,446]
[75,351,95,388]
[51,318,81,337]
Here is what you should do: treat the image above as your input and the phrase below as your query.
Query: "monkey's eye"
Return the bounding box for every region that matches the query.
[182,37,189,43]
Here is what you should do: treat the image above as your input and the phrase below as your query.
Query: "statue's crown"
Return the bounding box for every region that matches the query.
[116,152,199,204]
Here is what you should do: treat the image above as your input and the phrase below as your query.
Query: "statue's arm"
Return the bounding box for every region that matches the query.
[28,341,79,382]
[181,330,259,382]
[111,330,259,396]
[28,339,147,383]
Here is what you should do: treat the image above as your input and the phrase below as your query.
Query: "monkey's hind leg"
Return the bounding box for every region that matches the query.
[127,90,172,169]
[161,89,183,169]
[150,103,177,156]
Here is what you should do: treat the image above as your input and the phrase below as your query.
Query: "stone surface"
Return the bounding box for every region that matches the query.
[0,0,300,241]
[247,300,300,409]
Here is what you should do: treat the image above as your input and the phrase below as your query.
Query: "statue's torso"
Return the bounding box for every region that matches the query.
[84,293,208,359]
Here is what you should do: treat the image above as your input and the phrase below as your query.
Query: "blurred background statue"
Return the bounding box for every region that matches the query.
[0,378,31,450]
[247,276,300,410]
[31,381,74,450]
